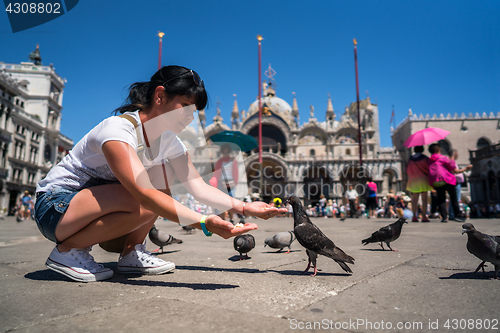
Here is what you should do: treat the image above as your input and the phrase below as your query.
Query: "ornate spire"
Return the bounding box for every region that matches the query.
[231,94,239,130]
[231,94,239,118]
[291,92,299,117]
[326,93,335,120]
[213,98,223,123]
[408,108,413,117]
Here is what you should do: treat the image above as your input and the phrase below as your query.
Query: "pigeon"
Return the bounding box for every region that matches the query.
[362,218,407,251]
[181,224,195,234]
[233,234,255,260]
[286,195,355,276]
[264,231,296,253]
[462,223,500,279]
[148,225,183,253]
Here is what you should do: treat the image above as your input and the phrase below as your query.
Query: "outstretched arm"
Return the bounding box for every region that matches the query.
[169,152,287,219]
[102,141,256,238]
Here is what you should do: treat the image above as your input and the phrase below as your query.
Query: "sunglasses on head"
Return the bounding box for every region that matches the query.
[163,69,204,88]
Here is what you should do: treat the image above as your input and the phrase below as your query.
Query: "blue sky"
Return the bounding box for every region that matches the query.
[1,0,499,147]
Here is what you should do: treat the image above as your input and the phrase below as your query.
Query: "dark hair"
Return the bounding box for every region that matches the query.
[366,176,373,182]
[114,65,208,114]
[429,143,440,154]
[448,149,457,158]
[413,145,424,153]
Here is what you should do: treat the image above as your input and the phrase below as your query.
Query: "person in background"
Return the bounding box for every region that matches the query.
[359,202,366,218]
[325,199,333,218]
[212,143,239,223]
[365,177,378,219]
[447,149,468,220]
[345,185,358,218]
[386,190,397,218]
[427,144,471,223]
[18,191,34,222]
[406,145,433,222]
[318,194,327,217]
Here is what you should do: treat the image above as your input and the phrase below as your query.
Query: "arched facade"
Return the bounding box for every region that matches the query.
[191,77,402,204]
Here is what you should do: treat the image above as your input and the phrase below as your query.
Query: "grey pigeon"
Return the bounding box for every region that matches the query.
[181,224,195,234]
[462,223,500,279]
[362,218,408,251]
[233,234,255,260]
[148,225,183,253]
[286,196,355,276]
[264,231,296,253]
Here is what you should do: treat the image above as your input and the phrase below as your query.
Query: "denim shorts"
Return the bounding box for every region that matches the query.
[34,188,78,243]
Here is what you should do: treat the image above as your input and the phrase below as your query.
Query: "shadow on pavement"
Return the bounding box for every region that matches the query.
[359,248,394,252]
[150,249,181,256]
[175,265,260,274]
[227,255,252,261]
[439,271,496,280]
[266,269,351,277]
[25,269,240,290]
[262,249,301,254]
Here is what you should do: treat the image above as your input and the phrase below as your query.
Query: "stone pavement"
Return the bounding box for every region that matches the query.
[0,215,499,333]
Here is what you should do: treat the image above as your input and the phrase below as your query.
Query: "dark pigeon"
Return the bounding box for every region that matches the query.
[234,234,255,260]
[286,196,355,276]
[181,224,195,234]
[362,218,408,251]
[264,231,296,253]
[462,223,500,279]
[148,225,182,253]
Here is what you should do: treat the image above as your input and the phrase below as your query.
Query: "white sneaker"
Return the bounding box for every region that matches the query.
[117,243,175,275]
[46,246,113,282]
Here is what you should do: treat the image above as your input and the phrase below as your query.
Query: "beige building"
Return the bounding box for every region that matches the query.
[392,109,500,201]
[188,71,402,206]
[0,47,73,212]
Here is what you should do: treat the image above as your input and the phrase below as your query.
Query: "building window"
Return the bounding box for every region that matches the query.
[28,172,36,185]
[31,132,40,142]
[30,146,38,164]
[477,138,490,150]
[346,148,351,156]
[309,149,315,156]
[0,143,8,168]
[14,140,25,160]
[12,168,23,183]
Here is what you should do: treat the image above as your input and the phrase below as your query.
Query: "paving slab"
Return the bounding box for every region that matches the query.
[1,216,499,332]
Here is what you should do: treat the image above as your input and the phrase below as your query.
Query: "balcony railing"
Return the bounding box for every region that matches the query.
[469,143,500,161]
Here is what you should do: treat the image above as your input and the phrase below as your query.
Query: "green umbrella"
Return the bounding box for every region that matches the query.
[210,130,258,152]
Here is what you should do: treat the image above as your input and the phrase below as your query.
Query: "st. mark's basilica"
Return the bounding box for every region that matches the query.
[180,67,402,207]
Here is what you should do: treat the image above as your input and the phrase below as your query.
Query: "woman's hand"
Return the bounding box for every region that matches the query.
[205,215,258,239]
[243,201,288,220]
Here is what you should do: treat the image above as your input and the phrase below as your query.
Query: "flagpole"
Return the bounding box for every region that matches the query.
[158,31,165,70]
[257,35,264,197]
[354,39,363,167]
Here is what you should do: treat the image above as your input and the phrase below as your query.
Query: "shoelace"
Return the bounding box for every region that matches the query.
[135,244,162,264]
[73,247,104,271]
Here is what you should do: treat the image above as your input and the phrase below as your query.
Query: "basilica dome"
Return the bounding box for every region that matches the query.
[247,94,292,115]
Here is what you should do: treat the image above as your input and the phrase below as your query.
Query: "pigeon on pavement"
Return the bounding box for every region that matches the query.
[148,225,183,253]
[181,224,195,234]
[234,234,255,260]
[362,218,408,251]
[286,196,355,276]
[462,223,500,279]
[264,231,295,253]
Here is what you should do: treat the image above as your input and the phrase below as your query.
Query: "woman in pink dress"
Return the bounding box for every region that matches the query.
[406,146,433,222]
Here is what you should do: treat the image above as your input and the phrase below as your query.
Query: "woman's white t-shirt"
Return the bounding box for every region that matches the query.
[36,111,186,193]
